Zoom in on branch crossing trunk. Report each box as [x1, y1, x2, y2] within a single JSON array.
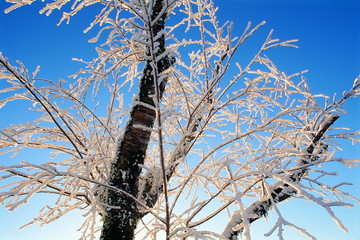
[[100, 1, 174, 239]]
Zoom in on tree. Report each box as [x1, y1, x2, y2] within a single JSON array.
[[0, 0, 359, 239]]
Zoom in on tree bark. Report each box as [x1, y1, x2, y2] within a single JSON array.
[[100, 1, 174, 239]]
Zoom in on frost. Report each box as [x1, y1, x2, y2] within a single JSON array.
[[134, 100, 156, 111], [1, 0, 359, 239], [133, 124, 153, 132]]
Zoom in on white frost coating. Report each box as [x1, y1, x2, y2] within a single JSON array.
[[264, 217, 317, 240], [153, 29, 167, 42], [1, 1, 359, 240], [134, 100, 156, 111], [157, 73, 168, 86], [155, 49, 171, 62], [301, 190, 350, 233], [133, 124, 153, 132], [319, 112, 340, 129], [0, 52, 17, 74], [222, 212, 246, 239], [133, 37, 151, 46], [119, 170, 127, 182]]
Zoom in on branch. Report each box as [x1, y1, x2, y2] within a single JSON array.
[[0, 53, 86, 158], [100, 1, 175, 238], [222, 113, 340, 239], [1, 168, 91, 208]]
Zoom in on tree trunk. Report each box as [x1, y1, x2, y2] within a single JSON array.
[[100, 1, 174, 239]]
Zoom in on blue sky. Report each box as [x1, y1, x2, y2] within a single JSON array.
[[0, 0, 359, 239]]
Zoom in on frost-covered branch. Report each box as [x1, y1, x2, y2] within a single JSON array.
[[100, 0, 176, 239], [1, 0, 359, 239], [222, 103, 356, 239], [0, 53, 86, 158]]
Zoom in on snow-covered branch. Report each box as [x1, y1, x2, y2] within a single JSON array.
[[1, 0, 359, 239]]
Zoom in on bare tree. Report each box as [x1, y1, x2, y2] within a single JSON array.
[[1, 0, 359, 239]]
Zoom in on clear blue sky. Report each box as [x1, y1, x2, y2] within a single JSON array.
[[0, 0, 359, 239]]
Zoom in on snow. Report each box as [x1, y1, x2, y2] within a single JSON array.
[[1, 0, 359, 239]]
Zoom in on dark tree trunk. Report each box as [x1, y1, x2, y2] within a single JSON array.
[[100, 1, 174, 239]]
